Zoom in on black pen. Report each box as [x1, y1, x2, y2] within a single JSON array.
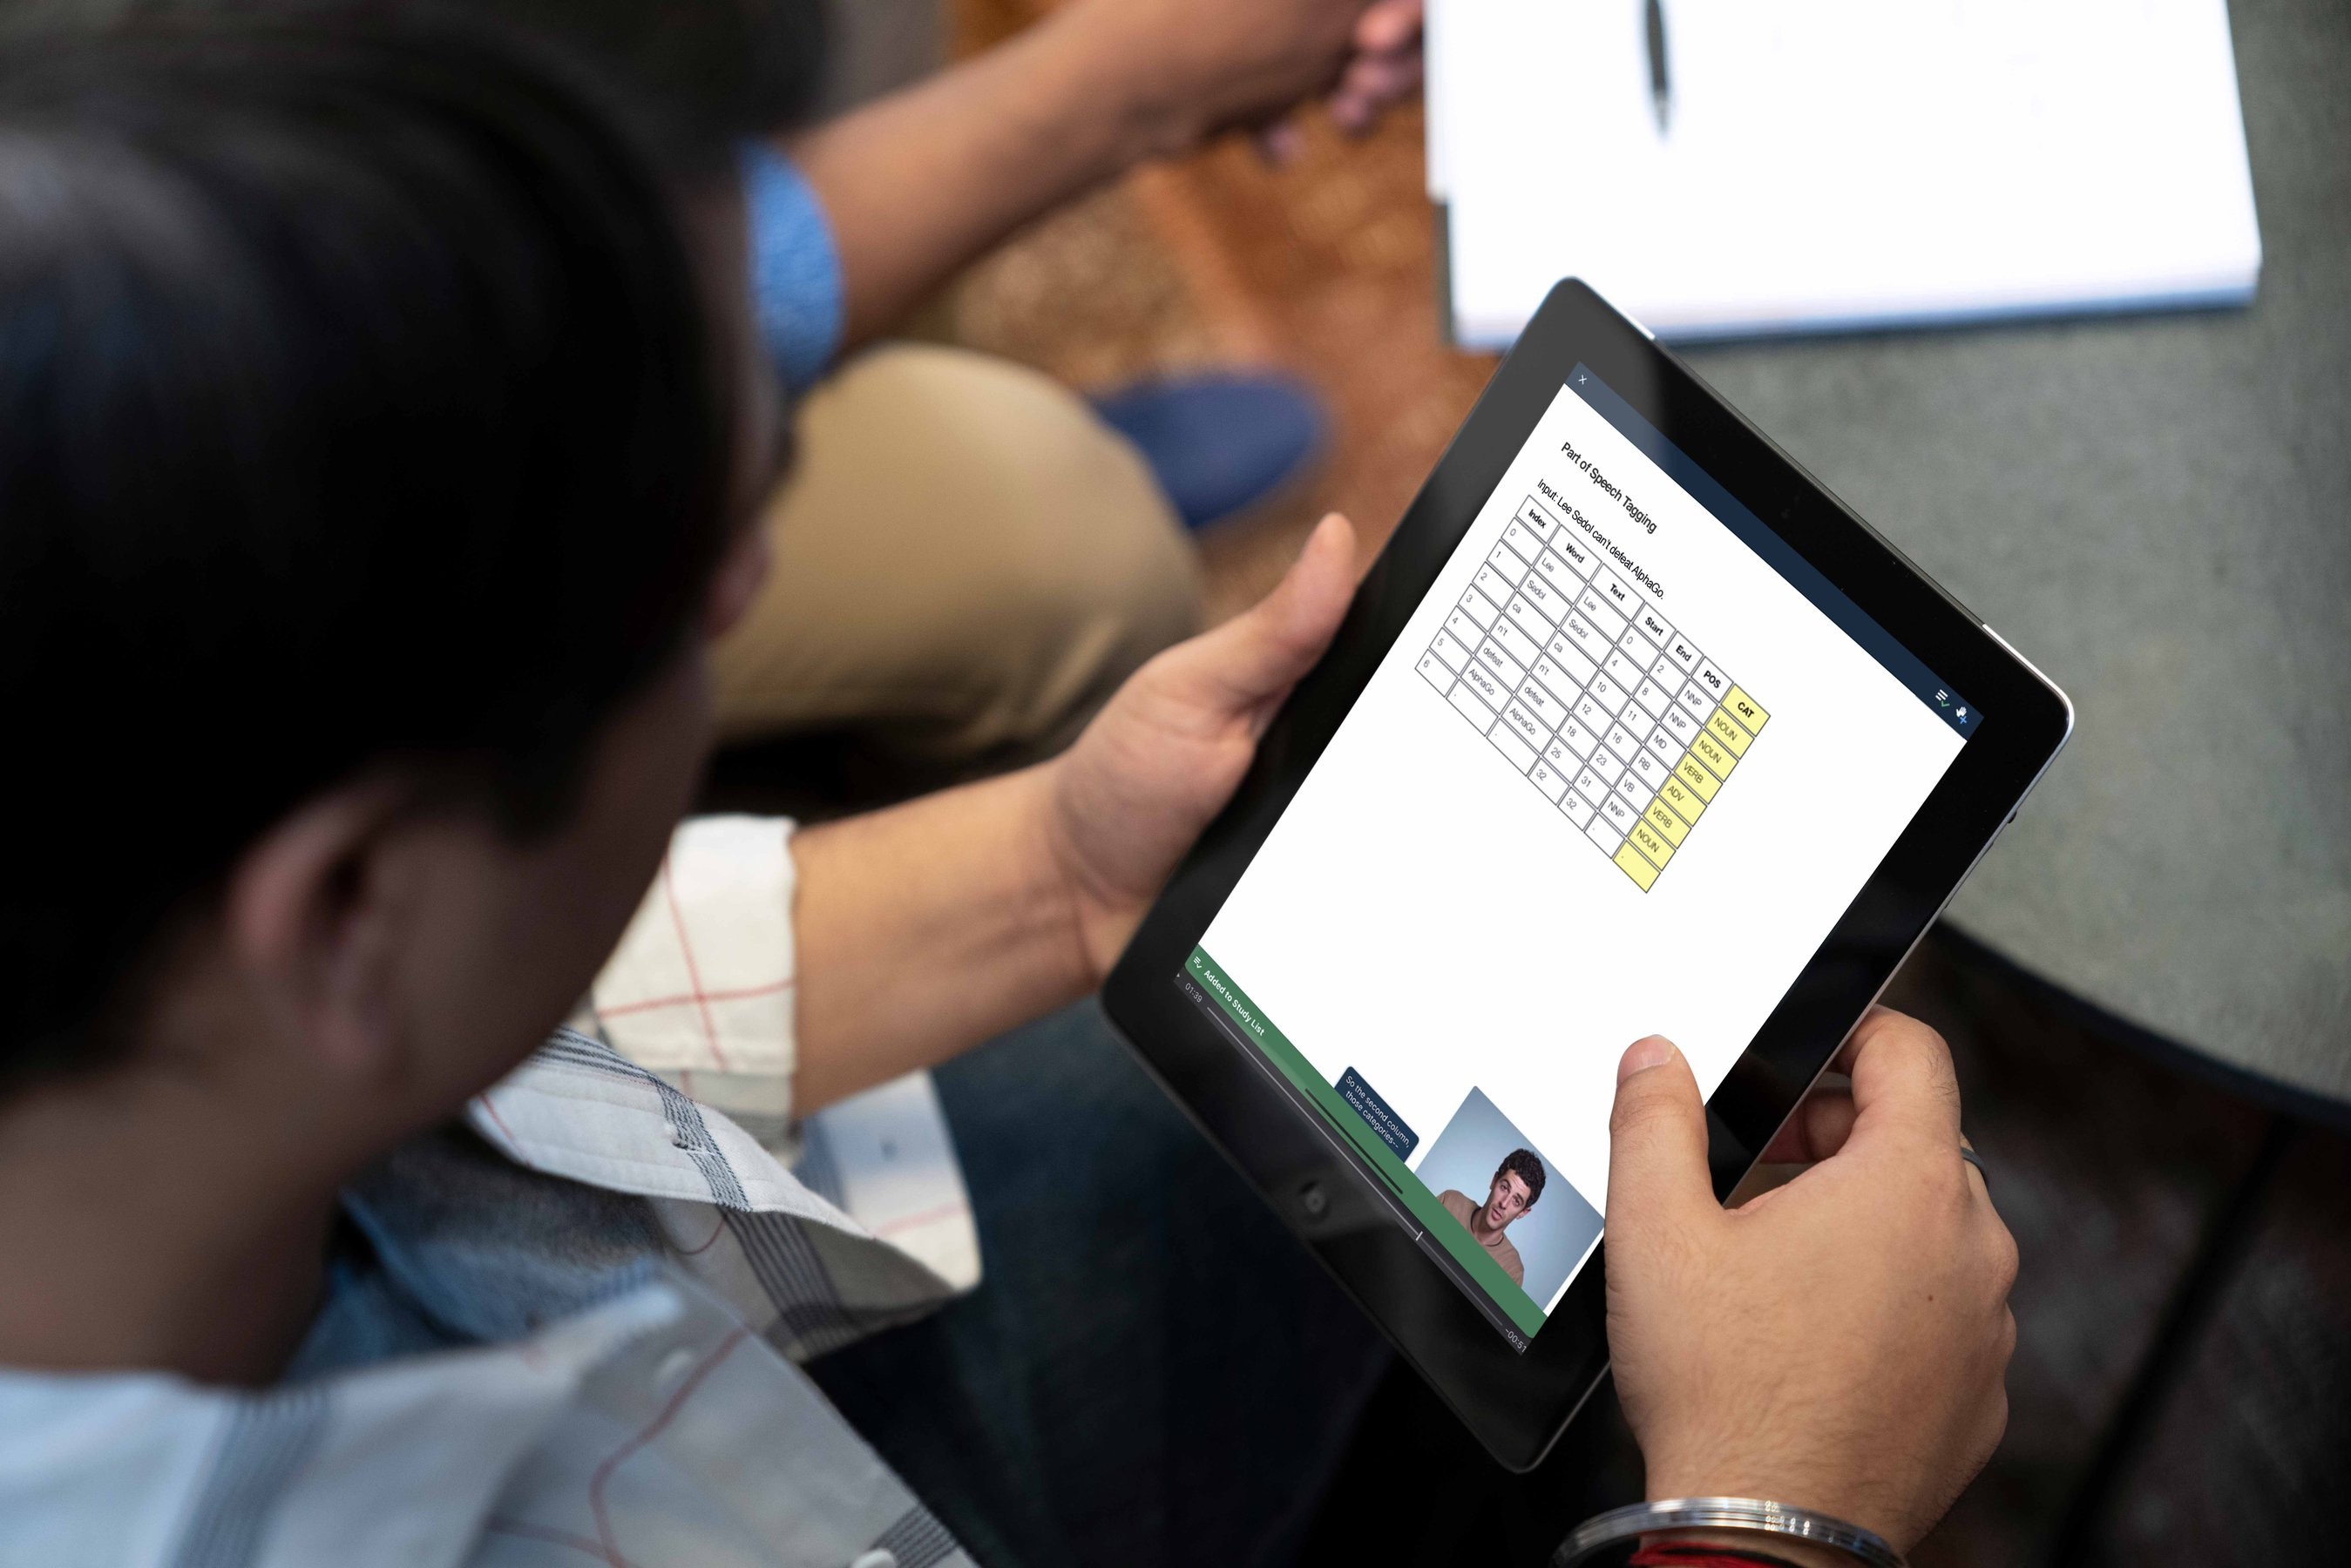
[[1644, 0, 1671, 135]]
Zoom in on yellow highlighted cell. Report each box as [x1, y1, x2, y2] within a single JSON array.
[[1705, 708, 1753, 756], [1628, 820, 1675, 869], [1643, 800, 1690, 846], [1690, 732, 1737, 779], [1613, 840, 1661, 889], [1725, 686, 1769, 733], [1674, 755, 1721, 801], [1659, 775, 1705, 824]]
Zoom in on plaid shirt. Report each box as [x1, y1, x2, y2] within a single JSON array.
[[0, 816, 982, 1568]]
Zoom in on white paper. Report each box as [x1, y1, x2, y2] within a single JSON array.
[[1425, 0, 1456, 199], [1433, 0, 2262, 344]]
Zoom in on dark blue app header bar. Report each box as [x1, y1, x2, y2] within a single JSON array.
[[1565, 364, 1978, 738]]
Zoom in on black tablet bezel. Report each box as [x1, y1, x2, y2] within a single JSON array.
[[1101, 279, 2073, 1472]]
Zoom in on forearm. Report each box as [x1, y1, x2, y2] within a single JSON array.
[[785, 6, 1182, 349], [789, 762, 1094, 1112], [784, 513, 1362, 1115]]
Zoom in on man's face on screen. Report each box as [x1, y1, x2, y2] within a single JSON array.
[[1483, 1171, 1534, 1230]]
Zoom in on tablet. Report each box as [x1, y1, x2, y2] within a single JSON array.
[[1101, 280, 2071, 1471]]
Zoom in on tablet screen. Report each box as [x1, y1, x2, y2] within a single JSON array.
[[1180, 363, 1980, 1350]]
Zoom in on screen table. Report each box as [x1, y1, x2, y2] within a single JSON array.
[[1417, 491, 1772, 891]]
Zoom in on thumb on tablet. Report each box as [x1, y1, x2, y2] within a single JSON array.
[[1604, 1037, 1715, 1233], [1163, 512, 1356, 729]]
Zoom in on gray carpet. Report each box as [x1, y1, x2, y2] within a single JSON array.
[[1679, 0, 2351, 1105]]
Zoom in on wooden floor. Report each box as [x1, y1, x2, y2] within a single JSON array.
[[938, 73, 2351, 1564]]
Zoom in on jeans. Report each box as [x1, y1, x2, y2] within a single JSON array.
[[809, 1001, 1392, 1568]]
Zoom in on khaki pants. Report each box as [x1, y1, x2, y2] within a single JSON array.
[[714, 345, 1203, 768]]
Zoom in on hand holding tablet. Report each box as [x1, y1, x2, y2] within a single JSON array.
[[1606, 1017, 2016, 1552], [1043, 511, 1358, 979]]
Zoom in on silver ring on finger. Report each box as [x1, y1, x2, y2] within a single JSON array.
[[1959, 1145, 1989, 1190]]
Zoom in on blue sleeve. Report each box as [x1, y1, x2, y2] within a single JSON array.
[[738, 142, 845, 394]]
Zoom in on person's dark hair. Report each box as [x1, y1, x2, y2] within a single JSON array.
[[1495, 1149, 1546, 1209], [0, 17, 747, 1088], [451, 0, 828, 139], [3, 0, 831, 147]]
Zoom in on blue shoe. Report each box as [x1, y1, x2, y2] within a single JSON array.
[[1092, 373, 1325, 531]]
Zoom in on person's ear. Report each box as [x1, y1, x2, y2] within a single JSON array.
[[219, 779, 416, 1082], [703, 517, 773, 642]]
